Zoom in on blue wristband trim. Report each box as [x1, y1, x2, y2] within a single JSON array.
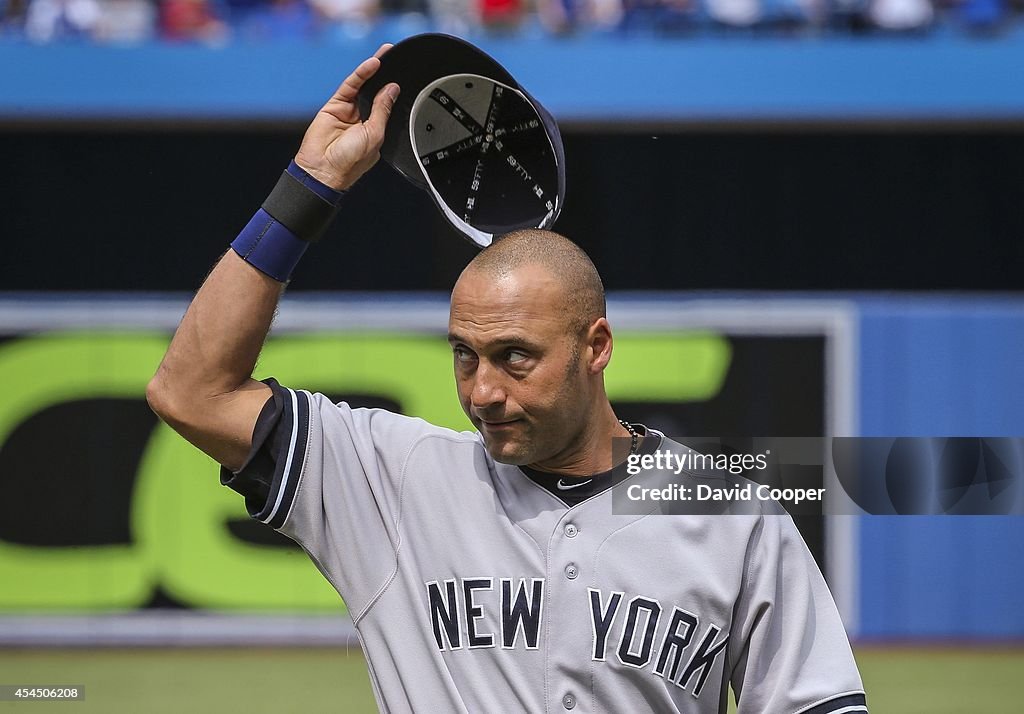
[[231, 208, 309, 283], [286, 160, 345, 206]]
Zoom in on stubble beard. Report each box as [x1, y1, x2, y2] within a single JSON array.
[[483, 341, 588, 467]]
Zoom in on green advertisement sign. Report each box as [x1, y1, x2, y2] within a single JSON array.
[[0, 330, 730, 612]]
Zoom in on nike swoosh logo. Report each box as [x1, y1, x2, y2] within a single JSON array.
[[556, 479, 593, 491]]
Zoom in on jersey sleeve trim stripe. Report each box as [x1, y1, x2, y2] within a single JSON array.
[[262, 388, 299, 525], [794, 692, 867, 714], [255, 387, 310, 530], [270, 389, 311, 530]]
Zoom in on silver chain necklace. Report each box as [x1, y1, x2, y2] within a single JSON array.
[[618, 419, 641, 456]]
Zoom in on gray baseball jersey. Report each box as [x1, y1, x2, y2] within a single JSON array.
[[223, 379, 867, 714]]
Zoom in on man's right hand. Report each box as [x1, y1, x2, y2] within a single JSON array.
[[294, 44, 400, 192]]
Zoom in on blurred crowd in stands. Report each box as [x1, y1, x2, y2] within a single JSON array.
[[0, 0, 1020, 44]]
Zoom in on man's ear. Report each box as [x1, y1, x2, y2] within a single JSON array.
[[586, 318, 614, 374]]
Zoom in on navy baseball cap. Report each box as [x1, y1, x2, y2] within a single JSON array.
[[357, 34, 566, 248]]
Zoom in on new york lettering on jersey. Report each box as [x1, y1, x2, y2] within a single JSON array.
[[426, 577, 730, 699]]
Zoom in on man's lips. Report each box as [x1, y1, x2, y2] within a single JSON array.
[[479, 418, 520, 429]]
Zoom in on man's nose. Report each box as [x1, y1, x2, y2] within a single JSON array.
[[470, 361, 506, 410]]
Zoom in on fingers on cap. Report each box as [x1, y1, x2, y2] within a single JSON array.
[[333, 56, 382, 102]]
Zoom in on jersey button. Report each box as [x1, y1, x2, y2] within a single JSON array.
[[562, 693, 577, 710], [564, 563, 579, 580], [564, 524, 578, 538]]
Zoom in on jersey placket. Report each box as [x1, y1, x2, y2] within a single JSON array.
[[543, 508, 590, 713]]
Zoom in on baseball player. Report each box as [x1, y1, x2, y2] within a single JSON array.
[[147, 45, 868, 714]]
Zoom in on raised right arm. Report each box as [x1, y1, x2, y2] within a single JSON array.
[[146, 47, 400, 472]]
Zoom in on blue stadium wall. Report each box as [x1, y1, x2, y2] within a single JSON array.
[[3, 35, 1024, 122], [857, 298, 1024, 640]]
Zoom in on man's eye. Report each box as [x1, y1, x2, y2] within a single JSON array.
[[453, 347, 475, 362], [507, 350, 529, 364]]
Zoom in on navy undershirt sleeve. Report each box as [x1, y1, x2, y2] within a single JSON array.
[[220, 378, 290, 516]]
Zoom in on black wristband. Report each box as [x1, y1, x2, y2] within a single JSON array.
[[261, 170, 340, 244]]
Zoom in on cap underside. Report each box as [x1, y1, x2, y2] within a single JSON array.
[[410, 74, 559, 247], [357, 34, 563, 247]]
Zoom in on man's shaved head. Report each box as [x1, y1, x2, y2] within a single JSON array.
[[463, 229, 605, 335]]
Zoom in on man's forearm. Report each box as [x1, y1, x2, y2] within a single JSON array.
[[146, 48, 397, 471], [147, 250, 283, 469]]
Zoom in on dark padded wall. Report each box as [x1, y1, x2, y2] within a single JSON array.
[[3, 129, 1022, 292]]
